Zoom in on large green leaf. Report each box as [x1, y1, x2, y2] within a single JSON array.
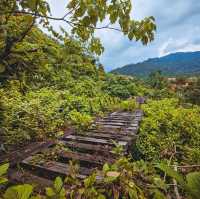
[[4, 184, 33, 199], [0, 177, 8, 185], [186, 172, 200, 199], [54, 176, 63, 193], [103, 163, 110, 173], [84, 173, 96, 188], [156, 163, 185, 186], [0, 163, 9, 176], [153, 190, 167, 199], [128, 187, 138, 199], [45, 187, 55, 197], [97, 194, 106, 199], [0, 64, 5, 73]]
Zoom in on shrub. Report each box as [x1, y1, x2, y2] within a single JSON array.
[[136, 98, 200, 164], [1, 85, 68, 145], [119, 99, 137, 111], [68, 110, 93, 131]]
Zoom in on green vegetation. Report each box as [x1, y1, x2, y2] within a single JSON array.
[[0, 0, 156, 149], [0, 163, 9, 185], [0, 1, 200, 199], [137, 98, 200, 164]]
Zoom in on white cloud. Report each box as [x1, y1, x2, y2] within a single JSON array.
[[158, 26, 200, 57], [158, 38, 173, 57], [159, 39, 200, 57], [178, 44, 200, 52]]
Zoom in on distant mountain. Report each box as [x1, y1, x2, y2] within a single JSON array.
[[111, 51, 200, 77]]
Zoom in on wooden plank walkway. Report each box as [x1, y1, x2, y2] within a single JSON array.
[[1, 109, 144, 187]]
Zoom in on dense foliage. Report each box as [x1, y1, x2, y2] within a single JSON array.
[[102, 75, 150, 99], [0, 0, 156, 150], [1, 159, 200, 199], [137, 99, 200, 165], [0, 22, 150, 148], [0, 0, 156, 74]]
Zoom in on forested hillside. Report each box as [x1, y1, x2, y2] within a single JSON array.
[[112, 51, 200, 77], [1, 1, 200, 199]]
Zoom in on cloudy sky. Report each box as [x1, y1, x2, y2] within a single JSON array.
[[47, 0, 200, 71]]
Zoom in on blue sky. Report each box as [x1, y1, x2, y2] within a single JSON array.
[[47, 0, 200, 71]]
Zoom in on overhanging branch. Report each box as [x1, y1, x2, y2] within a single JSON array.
[[1, 10, 122, 32]]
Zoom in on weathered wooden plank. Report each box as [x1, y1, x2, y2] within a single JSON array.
[[107, 116, 134, 120], [60, 141, 114, 155], [135, 112, 143, 115], [102, 116, 134, 119], [94, 125, 130, 129], [95, 121, 129, 126], [102, 117, 133, 121], [134, 114, 143, 118], [131, 120, 139, 124], [108, 112, 135, 117], [0, 141, 55, 166], [8, 169, 53, 190], [94, 124, 124, 128], [59, 151, 115, 167], [130, 123, 139, 127], [98, 119, 131, 123], [21, 157, 93, 179], [133, 117, 142, 121], [111, 112, 133, 115], [63, 135, 128, 147], [126, 127, 139, 131], [83, 132, 134, 142], [90, 129, 136, 136]]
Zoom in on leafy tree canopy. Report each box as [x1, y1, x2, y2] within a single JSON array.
[[0, 0, 156, 73]]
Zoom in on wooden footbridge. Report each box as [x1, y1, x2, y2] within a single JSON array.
[[1, 109, 143, 188]]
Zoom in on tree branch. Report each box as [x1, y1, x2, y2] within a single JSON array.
[[2, 10, 122, 32], [62, 4, 79, 19]]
